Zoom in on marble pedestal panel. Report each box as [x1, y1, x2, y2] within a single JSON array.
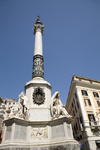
[[25, 78, 52, 122], [0, 117, 79, 150]]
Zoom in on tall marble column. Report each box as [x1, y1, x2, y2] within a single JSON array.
[[32, 16, 44, 79]]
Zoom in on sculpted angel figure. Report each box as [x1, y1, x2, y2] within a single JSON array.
[[18, 92, 30, 120], [8, 103, 19, 119], [51, 91, 71, 119], [8, 106, 15, 118], [8, 92, 29, 120]]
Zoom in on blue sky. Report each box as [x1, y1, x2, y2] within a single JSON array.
[[0, 0, 100, 105]]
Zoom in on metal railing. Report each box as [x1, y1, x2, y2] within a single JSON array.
[[90, 121, 100, 126]]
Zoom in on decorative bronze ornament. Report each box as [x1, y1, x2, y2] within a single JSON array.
[[32, 55, 44, 79], [33, 87, 45, 105]]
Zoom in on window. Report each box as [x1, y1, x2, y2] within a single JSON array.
[[75, 93, 77, 99], [96, 100, 100, 107], [74, 125, 76, 130], [80, 116, 83, 123], [78, 137, 80, 140], [75, 106, 77, 113], [76, 123, 78, 130], [77, 102, 79, 108], [88, 114, 95, 122], [78, 120, 81, 129], [73, 98, 75, 104], [73, 111, 75, 116], [5, 101, 7, 105], [80, 135, 82, 139], [81, 90, 88, 96], [93, 92, 99, 98], [84, 99, 91, 106]]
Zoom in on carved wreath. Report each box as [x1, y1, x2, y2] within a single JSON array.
[[33, 87, 45, 105]]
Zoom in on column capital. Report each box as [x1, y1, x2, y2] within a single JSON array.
[[33, 24, 44, 35], [33, 16, 44, 35]]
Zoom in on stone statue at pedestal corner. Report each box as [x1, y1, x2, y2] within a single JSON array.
[[51, 91, 72, 119], [18, 92, 30, 120], [8, 92, 30, 121]]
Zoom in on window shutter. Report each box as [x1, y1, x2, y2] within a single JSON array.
[[92, 114, 95, 121], [84, 99, 86, 106], [88, 114, 91, 121], [77, 102, 79, 108], [99, 101, 100, 107], [97, 100, 99, 106], [88, 99, 91, 106], [80, 116, 83, 123]]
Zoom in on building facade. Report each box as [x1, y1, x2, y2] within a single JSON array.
[[0, 99, 18, 143], [3, 99, 18, 120], [66, 75, 100, 150], [0, 98, 4, 143]]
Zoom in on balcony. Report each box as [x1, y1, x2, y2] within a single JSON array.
[[90, 121, 100, 129]]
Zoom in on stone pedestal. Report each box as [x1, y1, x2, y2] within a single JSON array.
[[0, 117, 79, 150], [25, 78, 52, 121]]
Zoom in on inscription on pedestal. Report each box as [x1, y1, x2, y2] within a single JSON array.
[[5, 125, 12, 140], [52, 124, 65, 139], [30, 109, 49, 121], [14, 124, 27, 140]]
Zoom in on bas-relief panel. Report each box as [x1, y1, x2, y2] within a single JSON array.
[[5, 125, 12, 140], [31, 127, 48, 140], [52, 124, 65, 139], [14, 124, 27, 140]]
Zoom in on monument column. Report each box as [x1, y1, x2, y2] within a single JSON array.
[[32, 16, 44, 79], [25, 16, 52, 121]]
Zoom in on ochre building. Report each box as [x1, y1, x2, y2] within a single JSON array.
[[66, 75, 100, 150]]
